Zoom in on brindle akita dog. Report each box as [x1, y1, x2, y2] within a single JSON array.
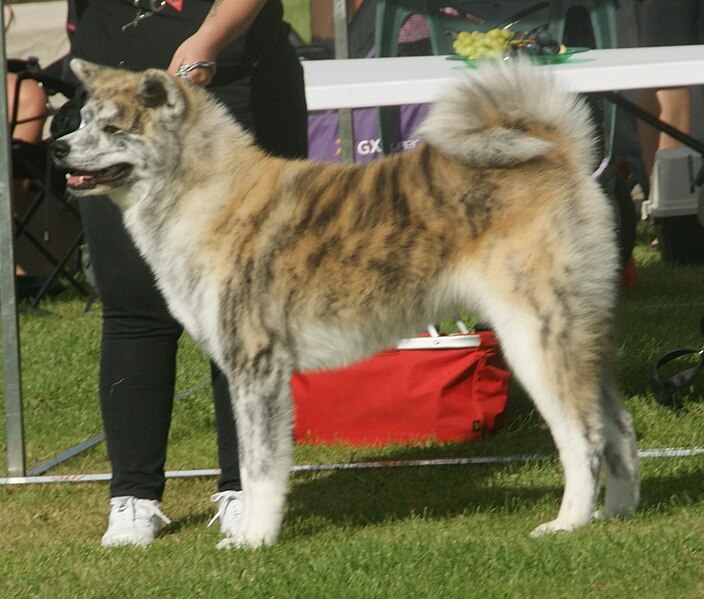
[[53, 58, 639, 549]]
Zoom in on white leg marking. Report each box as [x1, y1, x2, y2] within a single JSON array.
[[490, 310, 602, 535]]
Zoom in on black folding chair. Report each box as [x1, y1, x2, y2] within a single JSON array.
[[8, 57, 90, 308]]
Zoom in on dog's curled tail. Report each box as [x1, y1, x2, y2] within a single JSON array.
[[416, 59, 596, 171]]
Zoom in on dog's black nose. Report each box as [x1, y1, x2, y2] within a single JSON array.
[[51, 139, 70, 160]]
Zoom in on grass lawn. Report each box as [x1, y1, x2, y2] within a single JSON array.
[[284, 0, 312, 42], [2, 221, 704, 597]]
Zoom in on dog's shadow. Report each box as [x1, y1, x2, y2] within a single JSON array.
[[284, 445, 704, 540], [170, 390, 704, 539], [284, 388, 556, 536], [637, 469, 704, 513], [165, 450, 704, 541], [285, 444, 559, 539]]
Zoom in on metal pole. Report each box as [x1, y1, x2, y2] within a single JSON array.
[[2, 446, 704, 485], [332, 0, 355, 163], [0, 10, 25, 476]]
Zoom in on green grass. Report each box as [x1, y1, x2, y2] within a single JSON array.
[[284, 0, 312, 42], [2, 222, 704, 598]]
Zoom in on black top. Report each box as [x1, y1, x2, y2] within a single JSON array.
[[71, 0, 285, 80]]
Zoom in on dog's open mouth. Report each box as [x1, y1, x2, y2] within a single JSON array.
[[65, 163, 133, 190]]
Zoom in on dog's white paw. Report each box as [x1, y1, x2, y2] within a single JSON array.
[[593, 508, 612, 521], [216, 533, 268, 551], [215, 525, 279, 550], [529, 519, 578, 537], [593, 505, 636, 521], [216, 536, 242, 550], [216, 535, 254, 550]]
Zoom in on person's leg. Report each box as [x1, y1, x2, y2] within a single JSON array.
[[7, 72, 46, 143], [636, 0, 698, 180], [208, 361, 245, 536], [203, 38, 308, 538], [8, 73, 47, 277], [206, 40, 307, 490], [655, 87, 692, 150], [637, 86, 692, 180], [211, 363, 240, 492], [204, 82, 252, 502], [635, 88, 661, 180], [79, 197, 182, 502], [250, 33, 309, 159], [195, 81, 251, 538]]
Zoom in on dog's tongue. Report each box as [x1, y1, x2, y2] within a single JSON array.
[[66, 173, 98, 190]]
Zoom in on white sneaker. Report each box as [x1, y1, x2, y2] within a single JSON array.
[[101, 496, 171, 548], [208, 490, 244, 537]]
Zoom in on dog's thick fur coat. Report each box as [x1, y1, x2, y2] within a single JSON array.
[[54, 58, 639, 548]]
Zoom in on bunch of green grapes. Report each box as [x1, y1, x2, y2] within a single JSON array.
[[452, 28, 514, 60]]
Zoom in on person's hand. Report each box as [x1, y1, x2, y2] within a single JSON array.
[[167, 34, 217, 86]]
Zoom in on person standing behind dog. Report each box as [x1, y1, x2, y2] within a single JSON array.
[[636, 0, 704, 180], [67, 0, 308, 547]]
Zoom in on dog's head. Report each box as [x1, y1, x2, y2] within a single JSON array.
[[52, 59, 190, 200]]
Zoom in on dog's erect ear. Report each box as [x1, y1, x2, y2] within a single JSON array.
[[137, 69, 187, 118], [69, 58, 104, 92]]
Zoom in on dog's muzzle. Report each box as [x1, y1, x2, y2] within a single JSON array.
[[51, 139, 133, 191]]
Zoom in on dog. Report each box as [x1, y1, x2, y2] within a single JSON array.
[[53, 58, 639, 549]]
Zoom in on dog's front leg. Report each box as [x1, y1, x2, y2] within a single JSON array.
[[217, 344, 294, 550]]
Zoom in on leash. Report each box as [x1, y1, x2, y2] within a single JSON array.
[[651, 316, 704, 410]]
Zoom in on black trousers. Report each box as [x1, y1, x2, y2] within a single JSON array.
[[79, 40, 308, 501]]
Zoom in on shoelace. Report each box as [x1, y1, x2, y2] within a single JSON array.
[[146, 503, 172, 525], [111, 496, 172, 526], [207, 491, 243, 528]]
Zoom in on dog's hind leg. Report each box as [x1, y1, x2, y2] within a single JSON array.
[[216, 339, 295, 550], [594, 367, 639, 521], [486, 303, 609, 536]]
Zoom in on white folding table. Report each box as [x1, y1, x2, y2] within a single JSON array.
[[302, 45, 704, 110]]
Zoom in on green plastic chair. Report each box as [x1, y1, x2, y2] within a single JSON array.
[[375, 1, 555, 58], [548, 1, 619, 160], [374, 0, 618, 154], [549, 0, 617, 50], [374, 0, 617, 58]]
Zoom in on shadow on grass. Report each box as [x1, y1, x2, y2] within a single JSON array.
[[638, 468, 704, 512], [287, 460, 559, 533], [286, 441, 704, 540], [165, 511, 214, 536]]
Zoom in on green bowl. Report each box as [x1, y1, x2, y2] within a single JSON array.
[[448, 47, 591, 67]]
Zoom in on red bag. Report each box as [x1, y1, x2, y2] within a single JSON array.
[[291, 329, 510, 446]]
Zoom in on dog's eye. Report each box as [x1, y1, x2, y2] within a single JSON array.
[[103, 125, 122, 135]]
